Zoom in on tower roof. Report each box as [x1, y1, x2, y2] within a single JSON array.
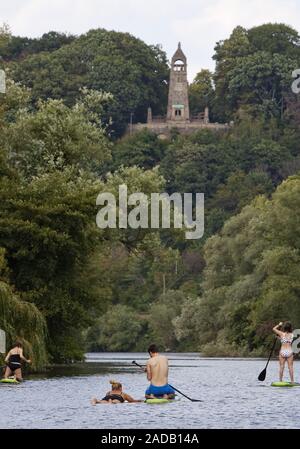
[[171, 42, 186, 63]]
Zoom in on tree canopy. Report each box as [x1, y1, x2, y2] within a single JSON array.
[[3, 28, 169, 136], [1, 22, 300, 363]]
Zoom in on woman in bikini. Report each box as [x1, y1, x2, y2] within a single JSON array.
[[91, 380, 142, 405], [273, 321, 294, 383], [4, 341, 31, 381]]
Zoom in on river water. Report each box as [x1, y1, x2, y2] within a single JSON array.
[[0, 353, 299, 429]]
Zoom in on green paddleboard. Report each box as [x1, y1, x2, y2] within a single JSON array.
[[145, 398, 177, 404], [0, 378, 19, 384], [271, 381, 300, 387]]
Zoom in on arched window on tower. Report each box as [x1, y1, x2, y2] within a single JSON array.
[[173, 59, 185, 72]]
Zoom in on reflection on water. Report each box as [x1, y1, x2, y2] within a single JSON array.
[[0, 353, 299, 429]]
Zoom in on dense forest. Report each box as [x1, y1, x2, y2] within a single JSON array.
[[1, 23, 300, 368]]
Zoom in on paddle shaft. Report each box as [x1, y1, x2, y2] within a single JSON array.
[[132, 360, 202, 402], [258, 337, 277, 381], [167, 383, 202, 402], [264, 338, 277, 370]]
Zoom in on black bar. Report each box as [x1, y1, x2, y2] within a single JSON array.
[[0, 429, 298, 446]]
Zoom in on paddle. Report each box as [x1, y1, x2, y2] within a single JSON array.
[[258, 337, 277, 381], [132, 360, 203, 402]]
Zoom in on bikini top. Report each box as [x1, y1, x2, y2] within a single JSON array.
[[102, 393, 125, 403], [9, 353, 21, 363], [280, 333, 293, 344]]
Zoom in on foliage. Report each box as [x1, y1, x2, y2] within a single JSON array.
[[213, 23, 300, 121], [111, 129, 167, 171], [6, 29, 169, 136], [148, 290, 188, 350], [87, 305, 147, 352], [0, 248, 47, 370], [175, 175, 300, 355], [2, 22, 300, 361], [189, 69, 215, 118], [0, 169, 106, 362]]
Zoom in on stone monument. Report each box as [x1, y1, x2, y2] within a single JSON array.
[[128, 43, 230, 137], [167, 42, 190, 122]]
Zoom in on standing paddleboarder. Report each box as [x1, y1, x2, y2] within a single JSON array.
[[273, 322, 295, 383], [145, 344, 175, 399]]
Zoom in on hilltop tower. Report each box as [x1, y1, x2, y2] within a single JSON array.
[[167, 42, 190, 122], [128, 43, 230, 137]]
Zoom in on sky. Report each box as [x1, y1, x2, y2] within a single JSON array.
[[1, 0, 300, 80]]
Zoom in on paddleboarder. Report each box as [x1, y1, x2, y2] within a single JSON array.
[[273, 321, 295, 383], [145, 344, 175, 399], [3, 341, 31, 381], [91, 380, 142, 404]]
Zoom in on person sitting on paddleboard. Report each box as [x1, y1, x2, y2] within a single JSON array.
[[4, 341, 31, 381], [145, 344, 175, 399], [91, 380, 142, 404], [273, 321, 294, 383]]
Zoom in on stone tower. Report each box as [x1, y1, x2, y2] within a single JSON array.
[[167, 43, 190, 122]]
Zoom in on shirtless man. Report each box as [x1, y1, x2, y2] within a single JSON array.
[[145, 344, 175, 399]]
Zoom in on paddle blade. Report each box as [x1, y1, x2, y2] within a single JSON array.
[[258, 368, 266, 381]]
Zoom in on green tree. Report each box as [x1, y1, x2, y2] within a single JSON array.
[[175, 174, 300, 356], [1, 31, 75, 62], [0, 169, 106, 362], [189, 69, 214, 117], [8, 29, 169, 136], [213, 24, 300, 120], [0, 23, 11, 60], [112, 129, 167, 171], [2, 96, 112, 179], [0, 248, 47, 370], [227, 52, 298, 118], [205, 169, 274, 235], [213, 26, 251, 120], [247, 23, 300, 57], [87, 305, 146, 351], [148, 290, 187, 350]]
